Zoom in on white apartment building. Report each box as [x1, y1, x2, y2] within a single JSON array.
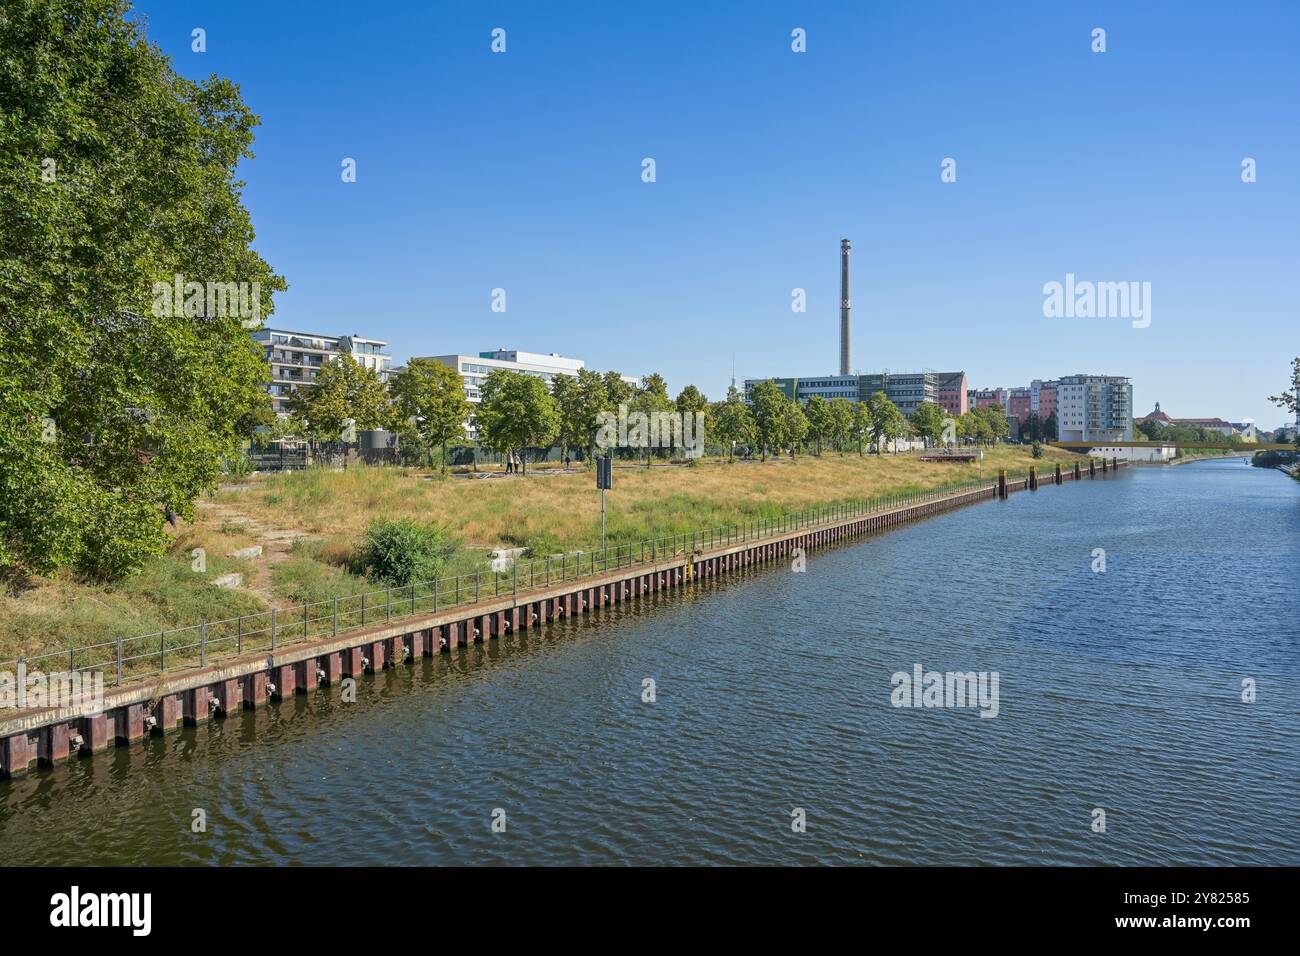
[[407, 349, 641, 438], [1056, 374, 1133, 444], [252, 328, 393, 415]]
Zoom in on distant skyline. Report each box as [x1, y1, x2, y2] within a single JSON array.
[[135, 1, 1299, 426]]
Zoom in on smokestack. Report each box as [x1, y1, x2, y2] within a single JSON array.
[[839, 238, 851, 376]]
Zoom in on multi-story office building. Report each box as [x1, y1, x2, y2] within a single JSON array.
[[252, 328, 392, 415], [414, 349, 639, 402], [1056, 374, 1133, 443], [409, 349, 640, 438], [743, 370, 954, 416]]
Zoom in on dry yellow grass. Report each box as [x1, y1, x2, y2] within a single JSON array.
[[212, 445, 1081, 555], [1, 445, 1082, 659]]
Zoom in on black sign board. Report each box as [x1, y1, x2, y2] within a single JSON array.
[[596, 456, 613, 490]]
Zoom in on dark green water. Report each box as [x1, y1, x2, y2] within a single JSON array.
[[3, 459, 1297, 865]]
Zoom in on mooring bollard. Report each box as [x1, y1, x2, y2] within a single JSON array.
[[1055, 463, 1062, 484], [1029, 465, 1038, 490], [998, 469, 1008, 499]]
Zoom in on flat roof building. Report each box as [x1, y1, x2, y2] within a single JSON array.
[[743, 370, 956, 416]]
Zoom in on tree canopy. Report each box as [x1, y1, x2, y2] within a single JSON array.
[[0, 0, 285, 578], [475, 370, 559, 474], [389, 358, 470, 474]]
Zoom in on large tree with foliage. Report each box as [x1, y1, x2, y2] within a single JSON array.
[[630, 372, 674, 466], [910, 401, 948, 445], [779, 400, 809, 457], [1269, 357, 1300, 449], [475, 369, 559, 475], [803, 395, 831, 456], [710, 386, 755, 461], [866, 392, 907, 453], [827, 397, 855, 454], [851, 401, 873, 455], [747, 380, 787, 460], [389, 358, 469, 474], [287, 355, 390, 443], [0, 0, 285, 579]]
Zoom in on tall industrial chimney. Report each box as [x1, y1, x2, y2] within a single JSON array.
[[839, 238, 851, 376]]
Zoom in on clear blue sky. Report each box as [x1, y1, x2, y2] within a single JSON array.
[[135, 0, 1298, 427]]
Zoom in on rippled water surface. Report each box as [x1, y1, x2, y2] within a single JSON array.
[[3, 459, 1298, 865]]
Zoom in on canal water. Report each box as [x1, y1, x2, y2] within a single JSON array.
[[3, 459, 1297, 865]]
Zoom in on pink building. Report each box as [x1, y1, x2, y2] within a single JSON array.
[[1037, 386, 1057, 421], [937, 371, 968, 418], [968, 388, 1008, 411], [1008, 388, 1032, 422]]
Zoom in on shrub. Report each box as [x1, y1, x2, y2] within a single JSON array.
[[1031, 441, 1044, 459], [352, 519, 455, 586]]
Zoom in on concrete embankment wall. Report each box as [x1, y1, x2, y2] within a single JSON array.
[[0, 458, 1126, 777]]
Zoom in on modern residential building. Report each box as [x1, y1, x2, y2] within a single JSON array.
[[743, 370, 957, 416], [1030, 379, 1059, 421], [1056, 374, 1133, 443], [252, 328, 392, 415]]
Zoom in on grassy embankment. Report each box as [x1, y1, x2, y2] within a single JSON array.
[[0, 445, 1081, 660]]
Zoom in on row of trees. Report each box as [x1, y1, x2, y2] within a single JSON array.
[[281, 360, 1021, 476], [280, 357, 713, 475]]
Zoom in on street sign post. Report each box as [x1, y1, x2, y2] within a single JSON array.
[[596, 456, 612, 550]]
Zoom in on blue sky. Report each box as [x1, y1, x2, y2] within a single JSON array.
[[135, 1, 1298, 426]]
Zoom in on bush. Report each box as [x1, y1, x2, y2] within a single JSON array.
[[352, 519, 455, 586], [1031, 441, 1044, 459]]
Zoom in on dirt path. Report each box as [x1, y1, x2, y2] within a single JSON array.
[[194, 497, 312, 608]]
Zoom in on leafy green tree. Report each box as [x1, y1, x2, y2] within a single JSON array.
[[0, 0, 285, 579], [287, 354, 390, 444], [827, 398, 855, 454], [631, 372, 674, 466], [910, 401, 948, 444], [567, 368, 609, 464], [475, 369, 559, 475], [675, 384, 709, 417], [779, 400, 809, 457], [852, 401, 873, 455], [959, 408, 992, 442], [1269, 357, 1300, 449], [803, 395, 831, 455], [747, 380, 787, 460], [710, 386, 756, 461], [389, 358, 469, 474], [976, 404, 1010, 441], [866, 392, 907, 453], [602, 370, 636, 410]]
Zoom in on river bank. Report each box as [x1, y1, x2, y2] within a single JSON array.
[[0, 445, 1079, 662]]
